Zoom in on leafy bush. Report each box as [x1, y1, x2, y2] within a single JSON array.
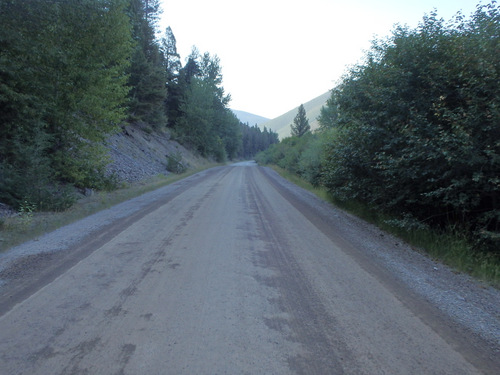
[[256, 133, 325, 186], [167, 151, 187, 174], [320, 2, 500, 252], [297, 135, 325, 186]]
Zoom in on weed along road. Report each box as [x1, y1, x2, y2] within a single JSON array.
[[0, 162, 498, 374]]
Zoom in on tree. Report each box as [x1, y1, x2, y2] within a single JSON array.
[[290, 104, 311, 137], [162, 26, 181, 81], [239, 124, 279, 159], [162, 26, 183, 128], [0, 0, 132, 209], [318, 93, 339, 131], [174, 50, 241, 161], [127, 0, 167, 129], [320, 2, 500, 251]]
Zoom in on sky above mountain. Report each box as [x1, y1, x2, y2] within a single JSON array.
[[161, 0, 481, 119]]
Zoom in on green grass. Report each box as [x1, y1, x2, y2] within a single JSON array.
[[267, 165, 331, 201], [332, 198, 499, 287], [268, 165, 500, 288], [0, 164, 220, 253]]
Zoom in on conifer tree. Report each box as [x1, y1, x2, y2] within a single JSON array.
[[127, 0, 167, 128], [290, 104, 311, 137], [162, 27, 181, 81], [162, 26, 183, 127]]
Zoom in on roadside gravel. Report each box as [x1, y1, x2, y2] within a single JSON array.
[[0, 163, 498, 360], [0, 168, 217, 286], [260, 166, 500, 354]]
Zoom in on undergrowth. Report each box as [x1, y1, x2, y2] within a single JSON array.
[[0, 164, 220, 253]]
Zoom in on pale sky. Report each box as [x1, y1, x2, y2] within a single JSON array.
[[160, 0, 481, 119]]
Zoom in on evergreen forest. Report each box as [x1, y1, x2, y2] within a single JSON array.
[[0, 0, 278, 212], [256, 2, 499, 256], [1, 0, 498, 262]]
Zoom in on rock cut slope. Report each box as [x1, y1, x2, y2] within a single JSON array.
[[105, 125, 207, 183]]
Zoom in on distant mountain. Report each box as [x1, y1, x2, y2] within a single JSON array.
[[231, 110, 270, 126], [261, 91, 331, 139]]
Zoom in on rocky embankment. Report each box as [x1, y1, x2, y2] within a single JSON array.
[[0, 125, 205, 219], [105, 125, 205, 183]]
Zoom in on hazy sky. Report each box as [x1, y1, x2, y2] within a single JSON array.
[[160, 0, 481, 119]]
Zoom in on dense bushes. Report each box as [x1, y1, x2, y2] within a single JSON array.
[[258, 2, 499, 253], [255, 133, 326, 187]]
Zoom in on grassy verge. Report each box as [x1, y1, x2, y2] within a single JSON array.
[[267, 166, 331, 201], [0, 164, 220, 253], [267, 165, 500, 287]]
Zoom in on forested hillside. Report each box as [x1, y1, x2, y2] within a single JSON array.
[[257, 2, 499, 256], [0, 0, 277, 212]]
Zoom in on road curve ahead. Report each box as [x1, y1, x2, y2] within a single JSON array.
[[0, 163, 497, 374]]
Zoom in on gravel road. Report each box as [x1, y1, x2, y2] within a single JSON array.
[[0, 162, 498, 374]]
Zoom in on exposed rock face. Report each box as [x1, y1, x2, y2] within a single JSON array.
[[105, 125, 203, 183], [0, 125, 204, 216]]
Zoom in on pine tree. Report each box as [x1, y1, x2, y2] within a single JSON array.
[[162, 27, 184, 127], [162, 26, 181, 80], [290, 104, 311, 137], [127, 0, 167, 128]]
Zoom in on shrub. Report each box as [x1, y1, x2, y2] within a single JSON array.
[[166, 151, 187, 174], [320, 3, 500, 253]]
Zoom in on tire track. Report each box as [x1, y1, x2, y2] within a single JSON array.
[[243, 167, 354, 374]]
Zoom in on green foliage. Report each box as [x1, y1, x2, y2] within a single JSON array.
[[175, 79, 215, 156], [162, 26, 183, 127], [218, 112, 241, 160], [239, 124, 279, 159], [1, 0, 251, 213], [297, 135, 324, 186], [127, 0, 167, 129], [259, 2, 499, 256], [17, 200, 36, 228], [256, 133, 323, 185], [172, 51, 242, 161], [320, 2, 500, 253], [166, 151, 187, 174], [290, 104, 311, 137], [318, 93, 339, 131], [163, 41, 275, 161], [0, 0, 131, 210]]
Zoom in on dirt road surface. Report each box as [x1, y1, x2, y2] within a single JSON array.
[[0, 163, 498, 374]]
